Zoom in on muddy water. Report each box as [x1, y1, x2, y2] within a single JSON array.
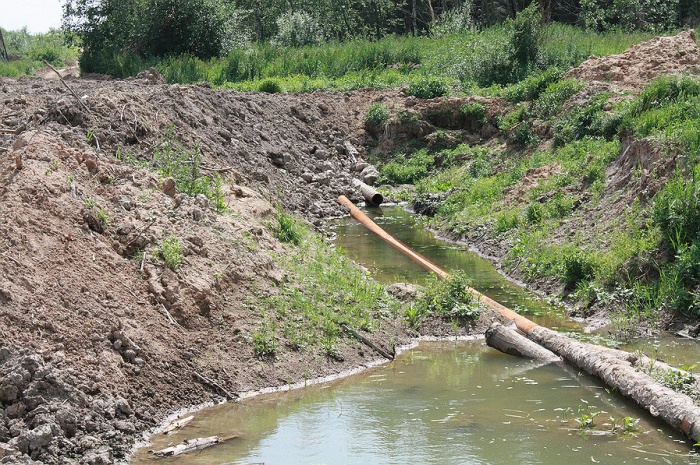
[[132, 206, 700, 464]]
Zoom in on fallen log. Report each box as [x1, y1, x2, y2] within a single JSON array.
[[337, 195, 700, 445], [340, 323, 394, 360], [485, 322, 560, 363], [161, 415, 194, 435], [150, 435, 236, 457]]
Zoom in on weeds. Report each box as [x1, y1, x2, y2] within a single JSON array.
[[156, 236, 183, 270], [153, 125, 227, 213], [365, 102, 390, 127], [275, 207, 305, 245], [418, 271, 480, 320]]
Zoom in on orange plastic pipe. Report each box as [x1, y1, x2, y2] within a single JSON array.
[[337, 195, 538, 334]]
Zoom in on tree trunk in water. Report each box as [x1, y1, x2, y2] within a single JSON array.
[[528, 326, 700, 443], [485, 322, 560, 362]]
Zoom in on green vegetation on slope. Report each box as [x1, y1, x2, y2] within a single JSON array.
[[380, 72, 700, 331]]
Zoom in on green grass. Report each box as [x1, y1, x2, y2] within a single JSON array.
[[258, 233, 401, 354], [156, 236, 184, 270], [95, 23, 653, 93]]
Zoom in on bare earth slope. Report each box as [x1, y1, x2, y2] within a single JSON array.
[[0, 79, 432, 464]]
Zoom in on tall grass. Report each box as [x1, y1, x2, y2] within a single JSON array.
[[146, 23, 654, 90]]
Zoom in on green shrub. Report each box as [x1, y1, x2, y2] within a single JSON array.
[[276, 208, 305, 245], [365, 102, 390, 126], [381, 150, 435, 184], [494, 209, 522, 234], [272, 11, 324, 47], [258, 79, 282, 93], [252, 319, 278, 358], [508, 1, 543, 69], [562, 249, 596, 289], [406, 77, 448, 99], [505, 67, 565, 102], [652, 166, 700, 252], [460, 102, 486, 122], [532, 78, 585, 118], [419, 271, 480, 319], [525, 202, 544, 224], [157, 236, 183, 270]]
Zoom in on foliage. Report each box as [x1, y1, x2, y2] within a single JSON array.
[[365, 102, 391, 127], [157, 236, 183, 270], [460, 102, 486, 122], [381, 150, 435, 184], [405, 77, 448, 99], [504, 67, 565, 103], [579, 0, 682, 32], [431, 0, 475, 38], [652, 166, 700, 252], [258, 79, 282, 93], [261, 236, 400, 353], [531, 79, 585, 119], [272, 11, 324, 47], [252, 318, 279, 358], [153, 125, 227, 212], [418, 271, 480, 320], [275, 208, 306, 245], [64, 0, 236, 73], [0, 28, 79, 77]]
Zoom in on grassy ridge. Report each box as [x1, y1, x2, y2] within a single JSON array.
[[154, 24, 651, 91], [379, 72, 700, 330]]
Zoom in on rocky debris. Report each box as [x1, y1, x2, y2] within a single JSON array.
[[0, 344, 146, 464], [386, 283, 421, 301], [566, 29, 700, 91]]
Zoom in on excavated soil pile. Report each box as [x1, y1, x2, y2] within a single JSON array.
[[566, 29, 700, 91], [0, 78, 406, 465], [0, 75, 498, 464]]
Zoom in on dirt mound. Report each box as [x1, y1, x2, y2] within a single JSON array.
[[566, 29, 700, 91], [0, 75, 500, 464]]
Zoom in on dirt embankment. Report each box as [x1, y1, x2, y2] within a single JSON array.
[[2, 29, 699, 465], [0, 74, 499, 464]]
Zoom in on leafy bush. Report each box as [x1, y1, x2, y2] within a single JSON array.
[[508, 1, 543, 69], [562, 249, 596, 289], [504, 67, 565, 102], [258, 79, 282, 93], [652, 166, 700, 252], [629, 75, 700, 116], [272, 11, 324, 47], [532, 79, 585, 118], [405, 77, 448, 99], [157, 236, 183, 270], [419, 271, 480, 319], [460, 102, 486, 122], [365, 102, 390, 126], [381, 150, 435, 184], [579, 0, 682, 32], [431, 0, 475, 37]]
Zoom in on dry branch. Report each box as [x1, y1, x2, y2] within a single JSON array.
[[42, 60, 90, 113], [340, 323, 394, 360], [150, 435, 235, 457], [193, 371, 238, 401], [161, 415, 194, 435]]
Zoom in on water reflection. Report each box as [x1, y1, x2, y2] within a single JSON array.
[[133, 342, 698, 464], [132, 207, 700, 465]]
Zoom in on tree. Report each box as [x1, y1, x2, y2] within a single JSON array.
[[63, 0, 235, 73]]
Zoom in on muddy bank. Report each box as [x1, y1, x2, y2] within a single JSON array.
[[0, 75, 497, 464]]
